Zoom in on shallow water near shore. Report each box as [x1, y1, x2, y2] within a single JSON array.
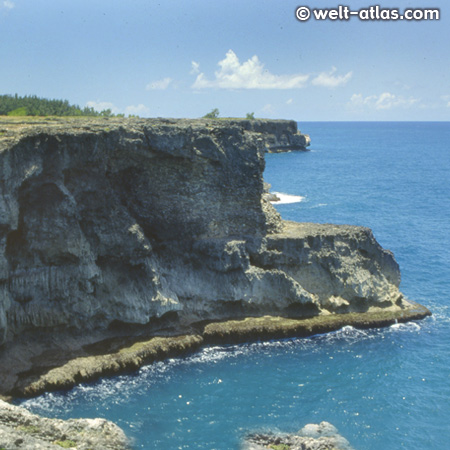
[[21, 122, 450, 449]]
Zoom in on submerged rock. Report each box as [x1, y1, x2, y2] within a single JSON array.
[[242, 421, 354, 450], [0, 399, 130, 450]]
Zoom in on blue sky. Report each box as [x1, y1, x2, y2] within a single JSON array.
[[0, 0, 449, 120]]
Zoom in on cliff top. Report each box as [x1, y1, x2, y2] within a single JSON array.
[[0, 116, 302, 150]]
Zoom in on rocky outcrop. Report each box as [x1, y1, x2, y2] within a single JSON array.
[[217, 119, 311, 152], [0, 117, 429, 397], [242, 421, 354, 450], [0, 399, 129, 450]]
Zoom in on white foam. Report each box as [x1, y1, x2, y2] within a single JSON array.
[[270, 192, 305, 204], [390, 322, 421, 332]]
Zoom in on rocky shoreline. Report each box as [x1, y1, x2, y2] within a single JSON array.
[[6, 302, 429, 399], [0, 116, 431, 449]]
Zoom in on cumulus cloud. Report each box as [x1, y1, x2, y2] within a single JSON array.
[[86, 100, 120, 114], [348, 92, 419, 110], [146, 77, 172, 90], [2, 1, 14, 10], [124, 104, 150, 117], [192, 50, 309, 90], [286, 98, 293, 105], [311, 66, 352, 88]]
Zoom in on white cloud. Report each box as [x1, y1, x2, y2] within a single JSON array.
[[348, 92, 419, 110], [441, 95, 450, 107], [124, 104, 150, 117], [311, 66, 352, 88], [190, 61, 200, 75], [286, 98, 293, 105], [85, 101, 150, 117], [262, 104, 274, 114], [192, 50, 309, 90], [2, 1, 14, 10], [86, 100, 120, 114], [348, 93, 377, 108], [146, 77, 172, 90]]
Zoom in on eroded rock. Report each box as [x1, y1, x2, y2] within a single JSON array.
[[242, 421, 354, 450], [0, 399, 129, 450], [0, 117, 429, 398]]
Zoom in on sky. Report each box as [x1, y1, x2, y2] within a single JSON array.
[[0, 0, 449, 121]]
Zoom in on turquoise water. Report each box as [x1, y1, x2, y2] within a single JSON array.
[[21, 122, 450, 449]]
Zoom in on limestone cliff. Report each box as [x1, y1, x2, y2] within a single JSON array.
[[216, 119, 311, 152], [0, 117, 428, 395]]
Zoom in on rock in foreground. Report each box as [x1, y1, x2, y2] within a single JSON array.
[[0, 399, 129, 450], [242, 421, 354, 450]]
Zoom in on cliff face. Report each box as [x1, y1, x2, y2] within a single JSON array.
[[0, 118, 408, 351], [217, 119, 311, 152]]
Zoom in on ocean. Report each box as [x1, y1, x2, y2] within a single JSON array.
[[20, 122, 450, 449]]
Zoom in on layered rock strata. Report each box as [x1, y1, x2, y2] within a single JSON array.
[[0, 117, 429, 398]]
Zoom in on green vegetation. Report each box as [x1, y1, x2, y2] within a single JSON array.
[[269, 445, 291, 450], [202, 110, 257, 120], [17, 425, 40, 433], [7, 106, 28, 116], [55, 440, 77, 448], [0, 94, 122, 117], [203, 108, 220, 119]]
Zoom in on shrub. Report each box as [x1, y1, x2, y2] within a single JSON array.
[[55, 440, 77, 448], [203, 108, 220, 119]]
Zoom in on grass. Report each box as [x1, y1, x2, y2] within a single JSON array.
[[17, 425, 40, 433], [55, 440, 77, 448]]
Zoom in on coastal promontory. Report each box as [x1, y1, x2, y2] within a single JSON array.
[[0, 117, 429, 398]]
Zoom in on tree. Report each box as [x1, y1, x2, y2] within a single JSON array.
[[100, 109, 113, 117], [203, 108, 220, 119], [0, 94, 124, 117], [246, 112, 255, 120]]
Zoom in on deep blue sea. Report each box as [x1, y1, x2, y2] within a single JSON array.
[[21, 122, 450, 449]]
